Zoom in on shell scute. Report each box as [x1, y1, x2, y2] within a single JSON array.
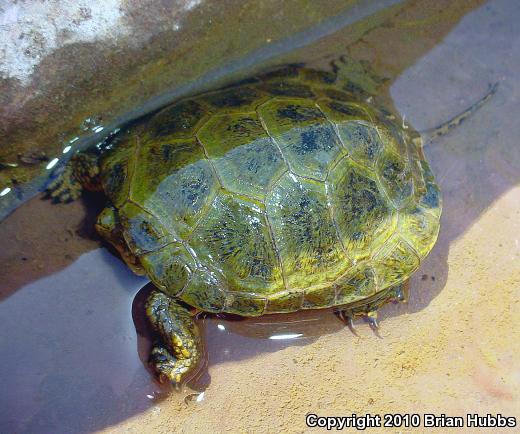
[[259, 82, 315, 98], [258, 99, 345, 180], [189, 193, 284, 293], [328, 158, 396, 261], [265, 290, 304, 314], [265, 173, 350, 289], [201, 86, 268, 112], [397, 205, 440, 258], [140, 242, 194, 297], [118, 201, 172, 255], [317, 99, 373, 123], [148, 99, 207, 139], [338, 122, 383, 168], [180, 270, 227, 313], [417, 160, 441, 214], [376, 148, 414, 209], [131, 137, 206, 205], [302, 285, 336, 310], [226, 292, 267, 316], [373, 236, 420, 288], [126, 135, 220, 239], [299, 68, 337, 85], [334, 263, 377, 305], [100, 138, 134, 207], [197, 113, 286, 200]]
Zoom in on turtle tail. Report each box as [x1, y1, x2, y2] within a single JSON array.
[[420, 82, 499, 144]]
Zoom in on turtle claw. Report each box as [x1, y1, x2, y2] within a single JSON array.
[[337, 310, 358, 335], [394, 284, 409, 303], [366, 310, 379, 330], [150, 345, 191, 385], [346, 315, 355, 332], [45, 153, 101, 203], [46, 165, 83, 203]]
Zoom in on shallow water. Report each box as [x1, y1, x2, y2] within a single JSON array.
[[0, 0, 402, 221], [1, 0, 520, 433]]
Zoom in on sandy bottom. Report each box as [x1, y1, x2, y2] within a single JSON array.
[[100, 188, 520, 434], [1, 1, 519, 433]]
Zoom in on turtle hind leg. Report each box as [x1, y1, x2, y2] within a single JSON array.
[[336, 283, 408, 332], [46, 152, 102, 203], [146, 290, 202, 385], [330, 55, 388, 97]]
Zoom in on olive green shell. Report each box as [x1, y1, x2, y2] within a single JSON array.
[[98, 65, 441, 316]]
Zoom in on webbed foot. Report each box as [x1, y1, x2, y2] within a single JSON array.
[[150, 346, 198, 386], [46, 152, 101, 202], [145, 291, 202, 385], [336, 284, 407, 333], [46, 163, 83, 202]]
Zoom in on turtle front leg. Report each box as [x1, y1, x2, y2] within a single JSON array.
[[46, 152, 102, 202], [145, 290, 202, 385]]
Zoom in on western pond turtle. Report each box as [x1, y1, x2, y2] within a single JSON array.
[[48, 63, 443, 384]]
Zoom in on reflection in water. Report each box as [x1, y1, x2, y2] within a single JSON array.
[[0, 187, 11, 196], [269, 334, 304, 340], [0, 250, 149, 433], [0, 248, 345, 432]]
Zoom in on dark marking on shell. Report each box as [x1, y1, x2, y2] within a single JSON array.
[[276, 104, 322, 122]]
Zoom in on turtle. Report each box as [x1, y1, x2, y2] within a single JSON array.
[[47, 62, 449, 385]]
